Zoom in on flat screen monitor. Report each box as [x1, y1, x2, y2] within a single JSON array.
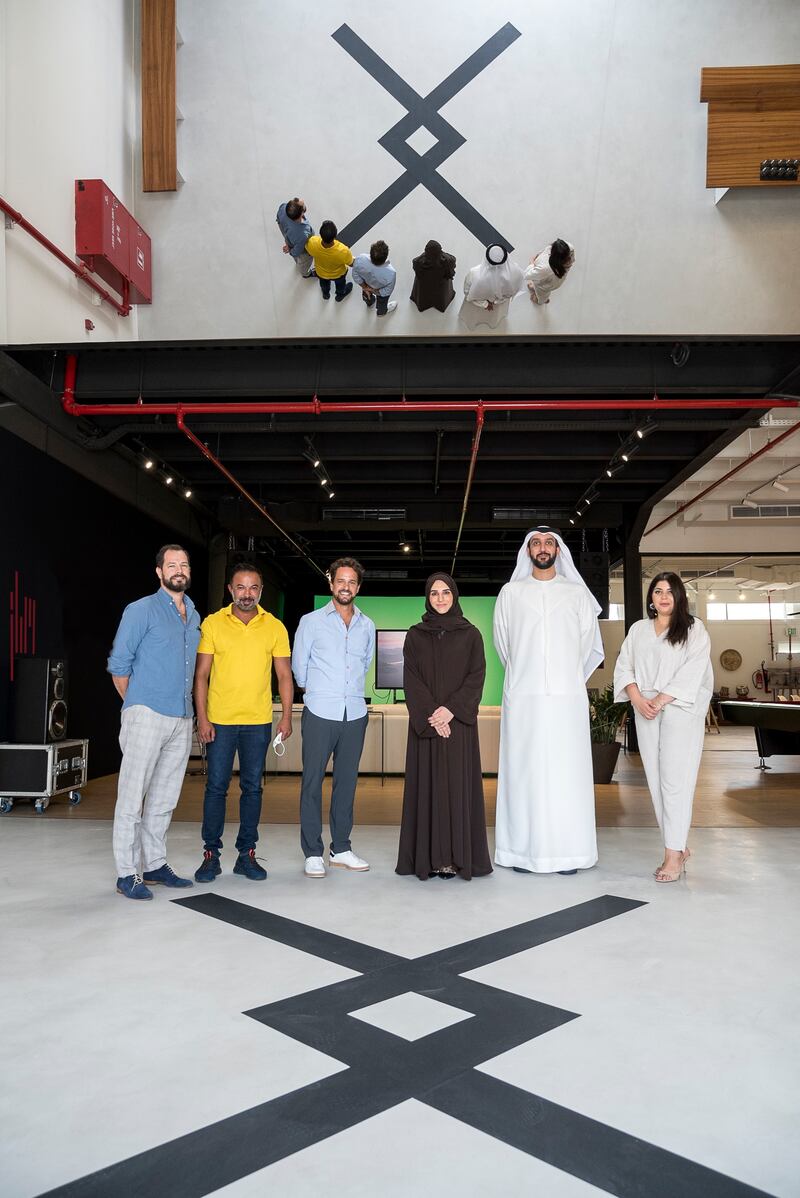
[[375, 629, 407, 690]]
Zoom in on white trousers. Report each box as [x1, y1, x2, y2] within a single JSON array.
[[112, 705, 192, 876], [634, 703, 705, 851]]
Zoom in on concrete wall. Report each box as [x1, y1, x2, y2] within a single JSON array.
[[1, 0, 138, 344], [5, 0, 800, 344], [130, 0, 800, 342]]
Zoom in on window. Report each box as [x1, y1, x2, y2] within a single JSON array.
[[706, 602, 790, 621], [605, 603, 625, 621]]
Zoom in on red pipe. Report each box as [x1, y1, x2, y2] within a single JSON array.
[[61, 394, 799, 417], [176, 411, 327, 578], [451, 404, 485, 573], [0, 195, 131, 317], [59, 352, 799, 569], [643, 419, 800, 536]]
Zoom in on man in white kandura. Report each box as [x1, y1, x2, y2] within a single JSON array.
[[493, 526, 605, 875]]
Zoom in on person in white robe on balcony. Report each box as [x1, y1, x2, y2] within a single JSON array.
[[493, 527, 604, 874], [460, 243, 525, 329], [613, 572, 713, 883], [524, 238, 575, 305]]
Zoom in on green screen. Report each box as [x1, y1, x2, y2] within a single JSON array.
[[313, 594, 504, 705]]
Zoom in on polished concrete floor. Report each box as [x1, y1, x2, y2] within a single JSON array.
[[1, 820, 798, 1197]]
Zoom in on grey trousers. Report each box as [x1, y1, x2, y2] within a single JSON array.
[[299, 708, 368, 857], [293, 250, 314, 276], [112, 705, 192, 876]]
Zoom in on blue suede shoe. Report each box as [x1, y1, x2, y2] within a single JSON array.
[[233, 849, 267, 881], [143, 863, 193, 888], [116, 873, 153, 900], [194, 850, 222, 883]]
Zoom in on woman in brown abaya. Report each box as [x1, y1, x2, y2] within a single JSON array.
[[396, 573, 492, 880], [410, 240, 457, 312]]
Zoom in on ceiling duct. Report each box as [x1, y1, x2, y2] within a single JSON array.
[[322, 507, 406, 521], [730, 503, 800, 519]]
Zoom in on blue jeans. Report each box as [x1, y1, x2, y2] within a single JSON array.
[[202, 723, 271, 854], [319, 273, 348, 299]]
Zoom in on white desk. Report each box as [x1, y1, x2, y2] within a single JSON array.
[[267, 703, 501, 776]]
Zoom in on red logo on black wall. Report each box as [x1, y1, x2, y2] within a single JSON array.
[[9, 570, 37, 680]]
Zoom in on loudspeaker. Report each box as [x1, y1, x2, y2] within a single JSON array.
[[578, 552, 610, 619], [12, 657, 69, 743]]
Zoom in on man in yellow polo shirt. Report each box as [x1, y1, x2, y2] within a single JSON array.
[[305, 220, 354, 303], [193, 562, 293, 882]]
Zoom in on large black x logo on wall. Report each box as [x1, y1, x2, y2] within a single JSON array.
[[42, 894, 770, 1197], [334, 23, 520, 251]]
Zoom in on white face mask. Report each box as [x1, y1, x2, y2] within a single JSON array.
[[272, 731, 286, 757]]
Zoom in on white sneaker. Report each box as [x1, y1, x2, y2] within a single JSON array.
[[304, 856, 326, 878], [379, 301, 398, 317], [329, 850, 370, 871]]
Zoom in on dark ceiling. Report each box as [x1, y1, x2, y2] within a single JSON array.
[[7, 336, 800, 592]]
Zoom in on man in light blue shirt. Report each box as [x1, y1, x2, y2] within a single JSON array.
[[351, 239, 397, 317], [107, 544, 201, 900], [276, 196, 315, 278], [292, 557, 375, 877]]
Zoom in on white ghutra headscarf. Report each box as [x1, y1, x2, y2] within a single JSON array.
[[466, 244, 525, 305], [509, 526, 605, 678]]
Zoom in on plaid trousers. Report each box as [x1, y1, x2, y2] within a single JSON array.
[[112, 704, 192, 876]]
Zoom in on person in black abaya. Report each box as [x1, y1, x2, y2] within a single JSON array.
[[396, 573, 492, 881], [410, 240, 457, 312]]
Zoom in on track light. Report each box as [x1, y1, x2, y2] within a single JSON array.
[[144, 458, 154, 470], [328, 491, 335, 499], [773, 479, 789, 493], [741, 497, 759, 509], [569, 517, 575, 525], [184, 488, 192, 499], [319, 477, 328, 487], [708, 590, 716, 601], [165, 474, 174, 485], [738, 591, 746, 600], [606, 463, 623, 478], [635, 419, 657, 440], [312, 458, 321, 468]]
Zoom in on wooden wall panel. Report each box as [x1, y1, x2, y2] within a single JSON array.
[[700, 65, 800, 189], [142, 0, 177, 192]]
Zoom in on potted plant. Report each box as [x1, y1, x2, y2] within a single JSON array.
[[589, 684, 629, 783]]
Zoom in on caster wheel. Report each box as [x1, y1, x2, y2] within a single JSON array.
[[68, 791, 82, 806], [0, 798, 12, 814], [34, 799, 49, 815]]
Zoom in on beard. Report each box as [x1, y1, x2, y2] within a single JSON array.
[[335, 591, 354, 606], [163, 574, 189, 592], [530, 551, 557, 570], [233, 596, 258, 611]]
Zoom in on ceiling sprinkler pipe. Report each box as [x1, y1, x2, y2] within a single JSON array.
[[451, 404, 485, 574], [175, 409, 326, 578], [643, 420, 800, 536]]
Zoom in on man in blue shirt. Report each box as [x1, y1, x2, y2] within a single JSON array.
[[292, 557, 375, 878], [107, 545, 201, 900], [351, 239, 397, 317], [276, 196, 315, 278]]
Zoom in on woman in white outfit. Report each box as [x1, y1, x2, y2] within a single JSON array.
[[525, 239, 574, 305], [460, 243, 525, 329], [613, 572, 713, 882]]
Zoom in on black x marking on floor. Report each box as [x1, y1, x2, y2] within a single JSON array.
[[42, 894, 773, 1198], [334, 23, 520, 250]]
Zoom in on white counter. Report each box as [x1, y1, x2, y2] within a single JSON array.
[[265, 703, 501, 775]]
